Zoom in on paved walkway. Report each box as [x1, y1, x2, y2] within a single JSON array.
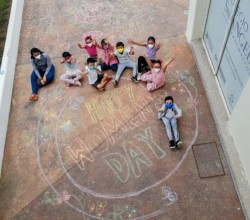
[[0, 0, 245, 219]]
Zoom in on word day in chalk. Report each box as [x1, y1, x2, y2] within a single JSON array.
[[66, 127, 167, 183]]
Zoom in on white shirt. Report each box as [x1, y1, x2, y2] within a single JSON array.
[[86, 66, 98, 84], [114, 48, 131, 63]]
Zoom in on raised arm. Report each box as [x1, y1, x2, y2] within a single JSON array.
[[129, 47, 135, 55], [144, 54, 154, 69], [128, 39, 147, 47], [162, 56, 175, 72]]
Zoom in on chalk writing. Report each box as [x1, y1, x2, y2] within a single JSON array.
[[66, 137, 95, 170], [103, 153, 130, 183]]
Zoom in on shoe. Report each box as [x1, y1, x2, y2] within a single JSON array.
[[169, 140, 175, 149], [74, 81, 82, 86], [114, 80, 118, 88], [131, 76, 139, 83], [176, 140, 183, 149], [29, 94, 38, 101], [137, 72, 142, 81], [105, 76, 112, 83]]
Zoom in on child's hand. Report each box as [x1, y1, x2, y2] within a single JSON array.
[[158, 109, 163, 112], [78, 43, 83, 49], [60, 58, 65, 64], [128, 39, 134, 44], [71, 57, 76, 63], [157, 43, 161, 50], [93, 40, 97, 45]]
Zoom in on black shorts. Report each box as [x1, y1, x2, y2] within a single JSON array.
[[92, 74, 104, 88]]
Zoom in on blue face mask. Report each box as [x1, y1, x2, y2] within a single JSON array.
[[89, 66, 96, 70], [165, 103, 173, 109]]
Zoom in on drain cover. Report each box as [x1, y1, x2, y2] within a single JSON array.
[[192, 142, 225, 178]]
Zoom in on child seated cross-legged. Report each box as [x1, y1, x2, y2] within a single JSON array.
[[140, 56, 175, 92], [128, 36, 160, 80], [83, 57, 112, 91], [113, 41, 139, 88], [158, 96, 183, 149], [60, 51, 83, 87]]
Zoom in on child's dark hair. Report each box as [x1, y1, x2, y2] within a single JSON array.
[[164, 96, 174, 102], [30, 48, 43, 59], [116, 42, 124, 48], [87, 57, 96, 64], [101, 38, 106, 46], [147, 36, 156, 43], [154, 59, 162, 66], [62, 51, 71, 58]]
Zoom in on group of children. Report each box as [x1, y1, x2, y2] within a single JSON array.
[[59, 34, 182, 149], [60, 35, 175, 91]]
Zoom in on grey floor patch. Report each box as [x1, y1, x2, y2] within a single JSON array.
[[192, 142, 225, 178]]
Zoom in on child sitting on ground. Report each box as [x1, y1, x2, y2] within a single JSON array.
[[77, 34, 99, 62], [113, 41, 139, 87], [158, 96, 182, 149], [60, 51, 83, 87], [99, 38, 118, 72], [128, 36, 160, 80], [83, 57, 112, 91], [140, 56, 175, 92]]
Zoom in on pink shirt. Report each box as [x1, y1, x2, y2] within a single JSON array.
[[83, 44, 98, 57], [148, 69, 165, 87], [101, 45, 118, 66]]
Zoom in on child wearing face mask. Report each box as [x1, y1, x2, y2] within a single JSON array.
[[140, 56, 175, 92], [99, 38, 118, 72], [158, 96, 182, 149], [83, 57, 112, 91], [60, 51, 83, 87], [113, 41, 139, 87], [128, 36, 160, 80], [78, 34, 99, 62]]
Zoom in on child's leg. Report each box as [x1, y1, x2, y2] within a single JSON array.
[[126, 61, 137, 78], [141, 72, 153, 82], [45, 65, 55, 85], [101, 62, 110, 71], [162, 117, 174, 141], [170, 118, 180, 142], [30, 71, 39, 94], [74, 70, 83, 82], [138, 56, 148, 73], [115, 63, 126, 82], [60, 72, 75, 84], [97, 73, 109, 89], [110, 63, 118, 71]]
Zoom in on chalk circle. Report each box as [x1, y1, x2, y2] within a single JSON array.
[[37, 76, 199, 219]]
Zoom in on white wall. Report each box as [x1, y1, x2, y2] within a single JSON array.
[[230, 79, 250, 182], [0, 0, 25, 176], [186, 0, 210, 42]]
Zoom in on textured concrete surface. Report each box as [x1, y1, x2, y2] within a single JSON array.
[[0, 0, 245, 219]]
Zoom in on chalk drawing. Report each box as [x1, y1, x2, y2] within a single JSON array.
[[36, 72, 199, 219], [124, 141, 153, 179], [161, 186, 178, 203], [103, 153, 130, 183], [88, 201, 107, 218], [106, 204, 137, 220], [66, 137, 95, 171], [60, 120, 72, 132], [135, 127, 166, 159], [0, 69, 4, 75], [41, 190, 70, 206]]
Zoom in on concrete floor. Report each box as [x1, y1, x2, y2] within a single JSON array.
[[0, 0, 245, 219]]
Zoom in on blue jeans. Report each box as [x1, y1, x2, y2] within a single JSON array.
[[115, 61, 137, 82], [101, 62, 118, 71], [31, 65, 55, 94], [162, 116, 180, 142]]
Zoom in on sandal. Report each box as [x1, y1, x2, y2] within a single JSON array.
[[114, 80, 118, 88], [29, 94, 38, 101]]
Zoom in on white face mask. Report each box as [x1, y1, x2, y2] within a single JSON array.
[[87, 43, 93, 47], [153, 68, 160, 73], [35, 54, 41, 59], [148, 44, 154, 49]]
